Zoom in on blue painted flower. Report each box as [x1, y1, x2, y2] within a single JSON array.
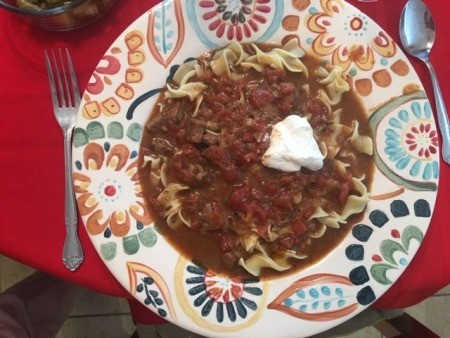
[[384, 101, 439, 180], [185, 265, 262, 323], [186, 0, 283, 49], [196, 0, 272, 41]]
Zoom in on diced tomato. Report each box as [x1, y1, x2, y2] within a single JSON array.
[[222, 167, 239, 182], [215, 92, 229, 104], [315, 176, 328, 189], [217, 233, 236, 252], [276, 234, 296, 251], [241, 131, 255, 143], [251, 188, 264, 200], [228, 184, 251, 212], [172, 144, 206, 186], [263, 182, 278, 195], [306, 99, 328, 116], [303, 207, 316, 221], [291, 218, 308, 235], [249, 88, 275, 108], [338, 179, 353, 205], [264, 69, 286, 84], [181, 143, 201, 158], [201, 202, 226, 230], [209, 100, 225, 113], [276, 100, 293, 114], [242, 152, 258, 164], [202, 146, 239, 182], [249, 202, 270, 223], [279, 82, 296, 95], [273, 190, 293, 211], [279, 175, 294, 185]]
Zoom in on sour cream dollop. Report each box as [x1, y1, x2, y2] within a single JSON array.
[[262, 115, 324, 172]]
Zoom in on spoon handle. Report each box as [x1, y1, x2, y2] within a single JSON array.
[[423, 56, 450, 164]]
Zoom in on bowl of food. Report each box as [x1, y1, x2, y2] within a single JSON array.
[[72, 1, 439, 337], [0, 0, 116, 31]]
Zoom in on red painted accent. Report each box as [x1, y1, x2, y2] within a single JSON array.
[[104, 185, 116, 197], [372, 254, 383, 262], [391, 229, 400, 238]]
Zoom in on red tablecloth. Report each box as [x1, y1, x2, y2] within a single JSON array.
[[1, 0, 449, 325]]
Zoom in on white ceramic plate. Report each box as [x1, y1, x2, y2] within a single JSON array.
[[72, 1, 439, 336]]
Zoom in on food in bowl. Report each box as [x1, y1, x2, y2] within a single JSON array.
[[16, 0, 81, 10], [139, 40, 374, 278], [0, 0, 115, 30]]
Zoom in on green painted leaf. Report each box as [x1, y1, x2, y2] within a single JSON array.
[[370, 263, 395, 285], [127, 123, 142, 142], [100, 242, 117, 261], [123, 235, 140, 255], [86, 121, 105, 140], [107, 122, 124, 139], [380, 239, 407, 265], [73, 128, 89, 148], [402, 225, 423, 251], [138, 227, 157, 247]]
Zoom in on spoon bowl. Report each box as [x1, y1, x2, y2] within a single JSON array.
[[400, 0, 450, 164]]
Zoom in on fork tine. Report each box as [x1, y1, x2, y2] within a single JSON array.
[[64, 48, 81, 107], [52, 49, 66, 108], [45, 48, 81, 110], [45, 50, 60, 112], [58, 49, 72, 109]]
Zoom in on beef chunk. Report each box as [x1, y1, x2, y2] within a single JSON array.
[[201, 131, 220, 146], [185, 118, 206, 143], [150, 137, 174, 154]]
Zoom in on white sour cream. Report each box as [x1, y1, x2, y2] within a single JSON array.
[[262, 115, 324, 172]]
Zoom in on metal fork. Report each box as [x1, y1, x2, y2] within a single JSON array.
[[45, 49, 84, 271]]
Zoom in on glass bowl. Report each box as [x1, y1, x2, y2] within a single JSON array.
[[0, 0, 117, 31]]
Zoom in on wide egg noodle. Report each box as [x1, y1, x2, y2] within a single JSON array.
[[209, 42, 251, 81], [321, 124, 353, 149], [156, 183, 191, 229], [308, 223, 327, 239], [165, 59, 207, 101], [211, 41, 249, 73], [165, 82, 207, 101], [172, 60, 198, 85], [210, 48, 238, 78], [241, 40, 308, 75], [191, 94, 204, 117], [238, 242, 292, 276], [308, 207, 343, 229], [338, 176, 370, 220], [142, 155, 167, 186], [309, 176, 370, 230], [238, 242, 308, 276], [317, 66, 350, 106], [349, 120, 374, 155], [240, 232, 259, 252]]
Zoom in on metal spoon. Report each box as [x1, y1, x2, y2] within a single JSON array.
[[400, 0, 450, 164]]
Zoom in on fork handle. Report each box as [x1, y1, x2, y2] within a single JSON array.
[[62, 129, 84, 271]]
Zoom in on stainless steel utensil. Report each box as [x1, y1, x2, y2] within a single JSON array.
[[45, 48, 83, 271], [400, 0, 450, 164]]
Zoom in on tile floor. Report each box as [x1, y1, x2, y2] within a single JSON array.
[[0, 254, 449, 338]]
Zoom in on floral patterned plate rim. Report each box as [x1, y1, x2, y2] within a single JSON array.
[[72, 0, 439, 337]]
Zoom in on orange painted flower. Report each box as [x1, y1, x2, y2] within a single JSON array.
[[74, 142, 152, 238], [306, 0, 396, 71]]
